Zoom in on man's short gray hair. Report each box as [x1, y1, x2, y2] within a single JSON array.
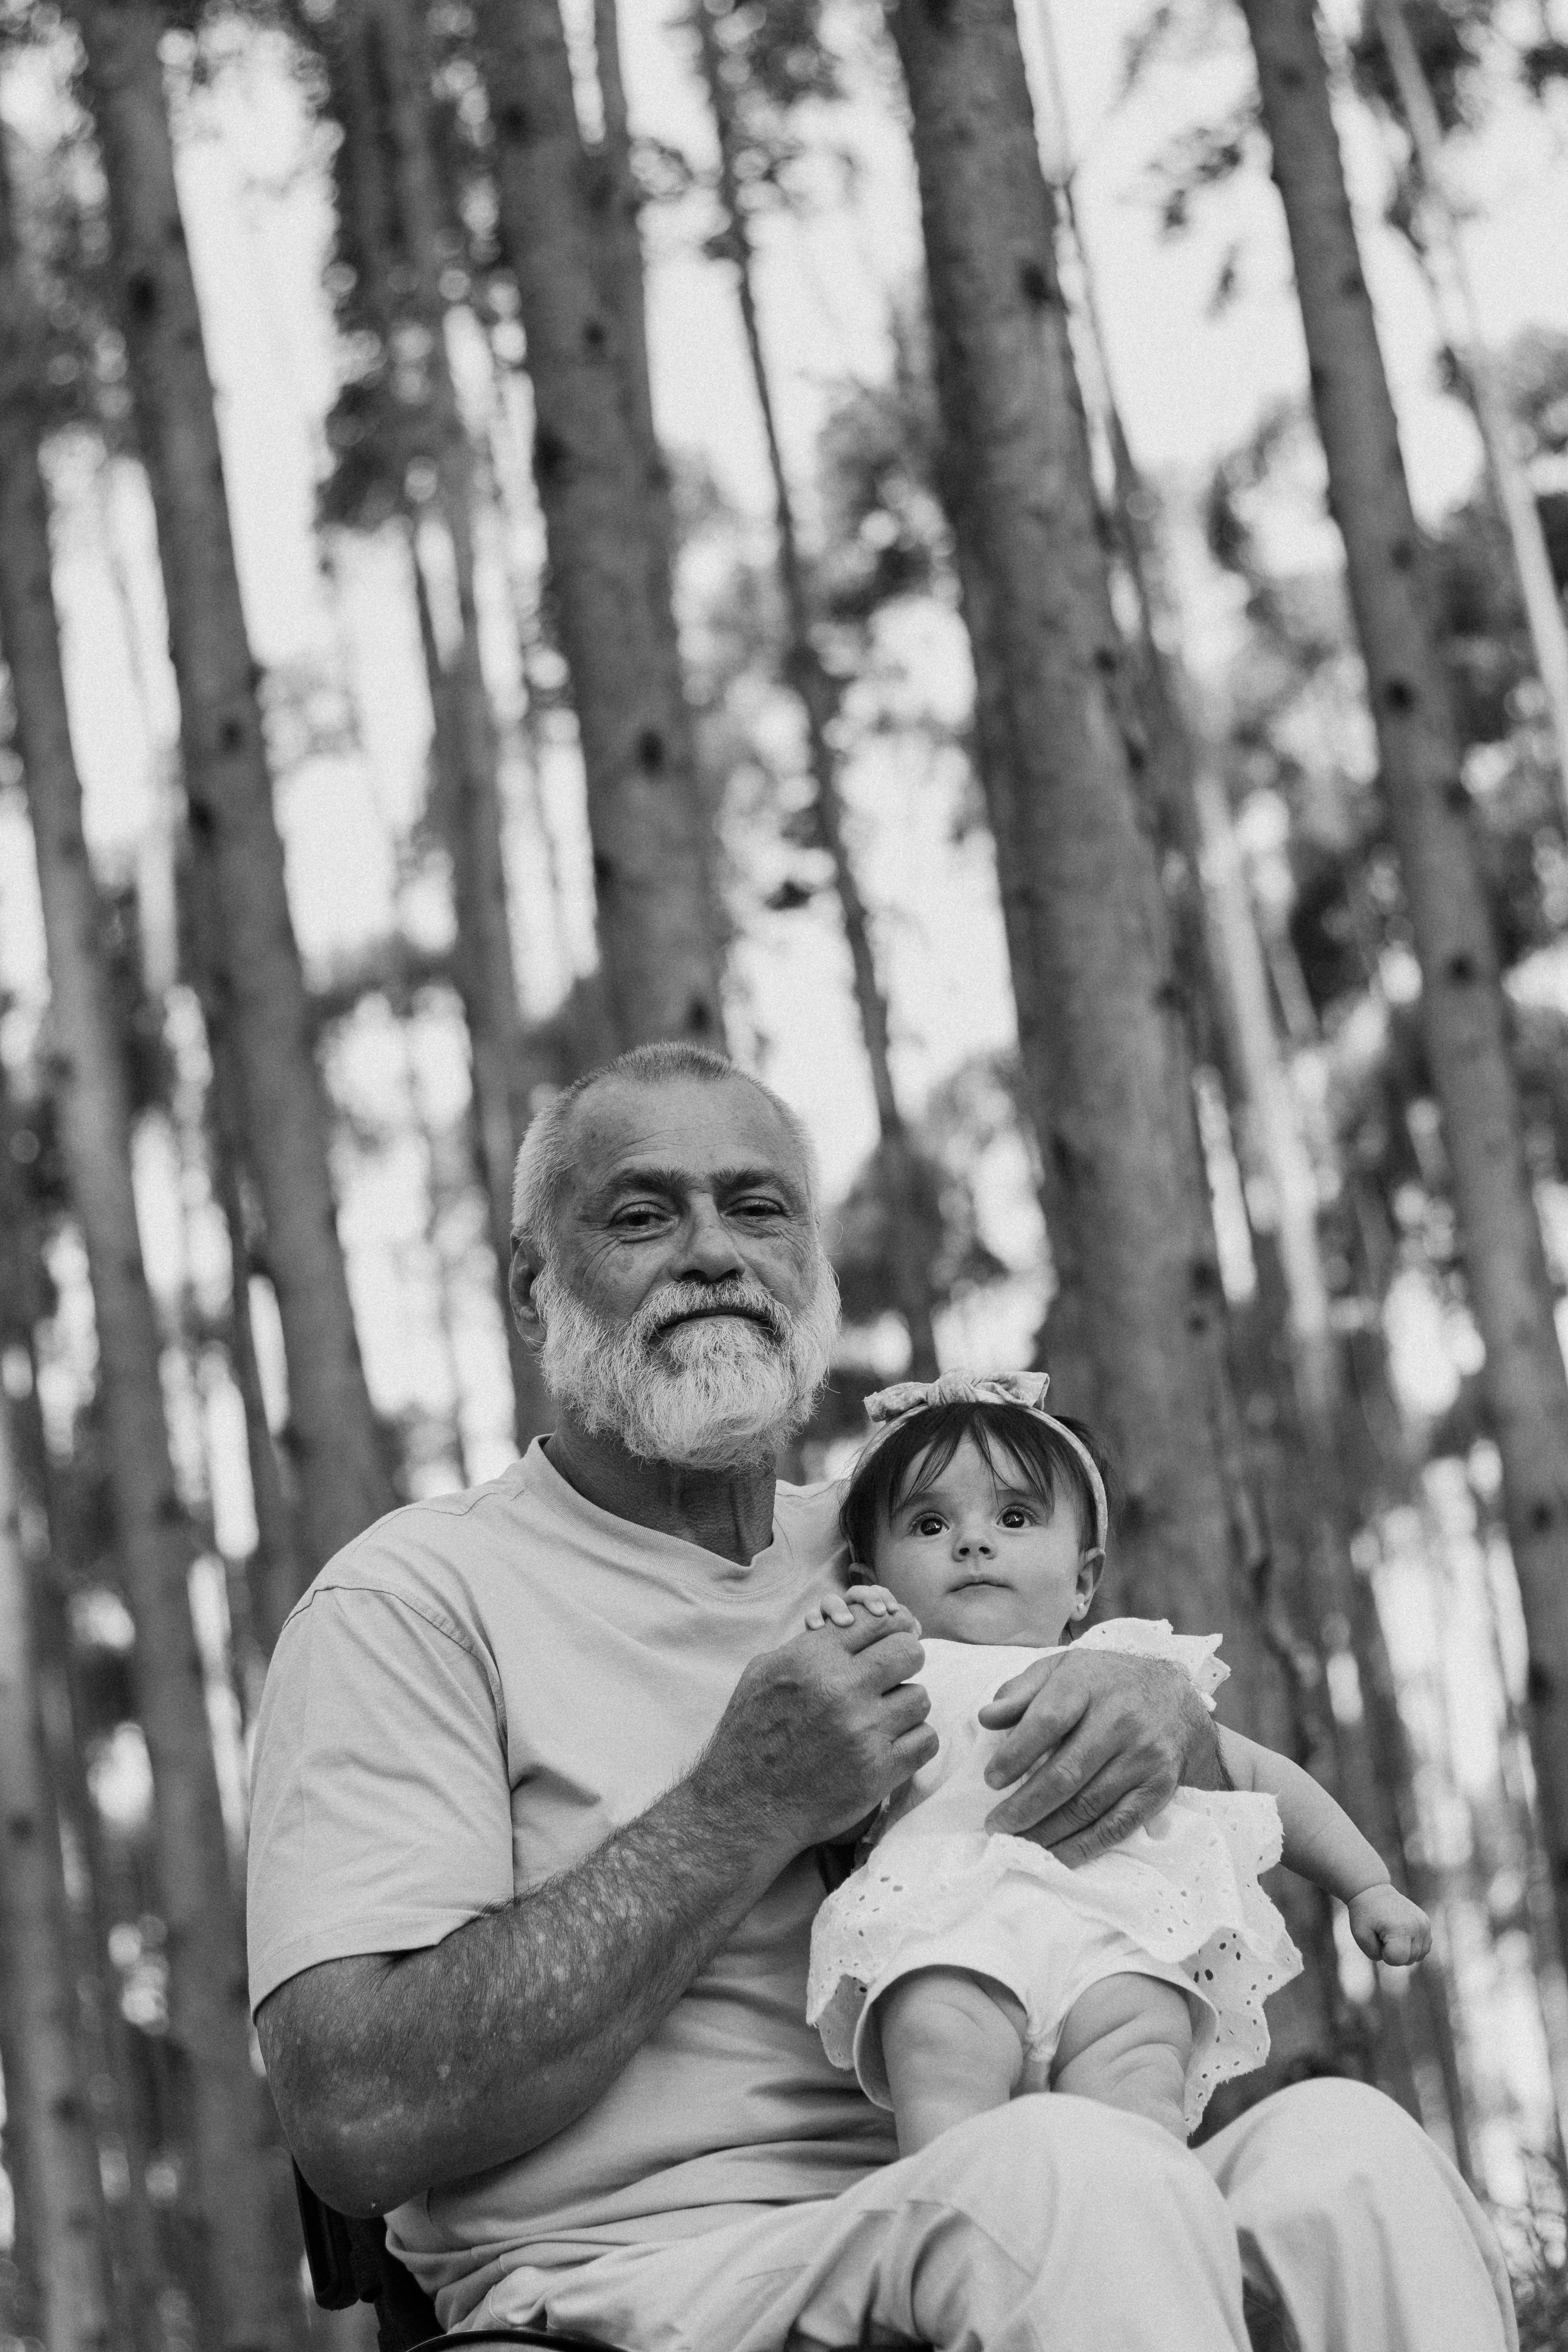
[[511, 1041, 820, 1258]]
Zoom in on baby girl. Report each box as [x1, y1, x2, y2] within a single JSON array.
[[805, 1370, 1430, 2153]]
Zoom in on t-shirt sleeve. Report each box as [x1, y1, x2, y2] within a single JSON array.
[[245, 1582, 514, 2014]]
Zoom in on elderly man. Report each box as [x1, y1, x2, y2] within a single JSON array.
[[249, 1043, 1515, 2352]]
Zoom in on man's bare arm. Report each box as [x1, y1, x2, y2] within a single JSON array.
[[975, 1651, 1229, 1865], [259, 1610, 933, 2217]]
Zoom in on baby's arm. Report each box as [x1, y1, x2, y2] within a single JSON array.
[[1216, 1728, 1432, 1966]]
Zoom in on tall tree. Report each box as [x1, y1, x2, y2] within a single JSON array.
[[588, 0, 669, 564], [65, 0, 396, 1579], [692, 3, 939, 1379], [884, 0, 1344, 2078], [471, 0, 728, 1045], [1237, 0, 1568, 1975], [0, 134, 304, 2347], [313, 0, 551, 1446], [0, 1386, 114, 2352]]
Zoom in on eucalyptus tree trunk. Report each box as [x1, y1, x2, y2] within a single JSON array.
[[0, 149, 304, 2348], [68, 0, 394, 1579], [0, 1389, 114, 2352], [694, 4, 939, 1379], [338, 0, 552, 1443], [589, 0, 673, 570], [181, 859, 305, 1660], [473, 0, 727, 1046], [1239, 0, 1568, 1972], [0, 1105, 169, 2349], [1371, 0, 1568, 807], [886, 0, 1344, 2081]]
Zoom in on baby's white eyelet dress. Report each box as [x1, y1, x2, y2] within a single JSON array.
[[806, 1618, 1303, 2134]]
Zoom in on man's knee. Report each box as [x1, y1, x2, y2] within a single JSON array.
[[910, 2093, 1235, 2270], [1223, 2077, 1424, 2206]]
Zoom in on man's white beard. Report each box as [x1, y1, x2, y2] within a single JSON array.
[[534, 1257, 840, 1470]]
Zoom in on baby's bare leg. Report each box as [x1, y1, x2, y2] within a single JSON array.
[[1050, 1972, 1195, 2141], [876, 1967, 1028, 2158]]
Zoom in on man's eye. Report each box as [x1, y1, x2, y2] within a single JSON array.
[[735, 1197, 785, 1218], [613, 1205, 666, 1229]]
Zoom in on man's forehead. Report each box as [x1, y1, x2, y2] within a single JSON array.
[[567, 1076, 809, 1190]]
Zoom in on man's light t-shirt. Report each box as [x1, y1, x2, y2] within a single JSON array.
[[245, 1441, 895, 2324]]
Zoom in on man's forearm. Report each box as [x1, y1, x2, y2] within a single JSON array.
[[262, 1766, 785, 2216]]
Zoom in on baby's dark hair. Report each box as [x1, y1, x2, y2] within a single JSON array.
[[838, 1396, 1115, 1573]]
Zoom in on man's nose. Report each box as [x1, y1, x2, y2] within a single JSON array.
[[677, 1196, 747, 1283]]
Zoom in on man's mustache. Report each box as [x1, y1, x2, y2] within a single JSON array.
[[637, 1281, 789, 1345]]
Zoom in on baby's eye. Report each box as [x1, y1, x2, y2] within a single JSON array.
[[998, 1507, 1035, 1529], [911, 1514, 947, 1537]]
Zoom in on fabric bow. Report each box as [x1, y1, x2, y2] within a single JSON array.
[[863, 1370, 1052, 1426], [858, 1367, 1108, 1555]]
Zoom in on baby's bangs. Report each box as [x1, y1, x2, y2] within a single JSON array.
[[962, 1409, 1067, 1516], [883, 1406, 974, 1515]]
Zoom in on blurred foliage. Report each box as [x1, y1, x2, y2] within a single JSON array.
[[1196, 326, 1568, 1476], [1347, 0, 1499, 135], [831, 1135, 1006, 1328], [0, 115, 134, 450], [815, 305, 948, 626]]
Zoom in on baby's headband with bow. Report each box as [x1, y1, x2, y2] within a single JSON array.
[[859, 1369, 1109, 1556]]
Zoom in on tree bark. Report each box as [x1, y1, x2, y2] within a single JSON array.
[[1238, 0, 1568, 1973], [886, 0, 1343, 2080], [0, 1389, 114, 2352], [473, 0, 727, 1046], [332, 0, 554, 1444], [1371, 0, 1568, 811], [693, 4, 939, 1379], [69, 0, 394, 1581], [589, 0, 670, 563], [0, 140, 304, 2347]]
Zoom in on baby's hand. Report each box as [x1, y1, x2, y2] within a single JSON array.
[[1347, 1883, 1432, 1967], [805, 1584, 911, 1633]]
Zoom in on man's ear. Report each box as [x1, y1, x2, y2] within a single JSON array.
[[510, 1239, 545, 1347]]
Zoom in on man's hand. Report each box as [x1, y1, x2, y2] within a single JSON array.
[[977, 1648, 1219, 1866], [1348, 1883, 1432, 1967], [698, 1605, 934, 1857]]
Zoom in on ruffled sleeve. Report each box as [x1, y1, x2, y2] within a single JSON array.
[[1075, 1617, 1229, 1711]]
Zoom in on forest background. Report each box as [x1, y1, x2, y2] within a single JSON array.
[[5, 0, 1568, 2344]]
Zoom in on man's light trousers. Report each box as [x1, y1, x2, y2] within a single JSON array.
[[468, 2080, 1517, 2352]]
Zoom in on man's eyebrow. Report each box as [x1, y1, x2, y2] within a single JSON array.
[[591, 1163, 803, 1202]]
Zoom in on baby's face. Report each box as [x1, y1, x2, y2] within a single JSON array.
[[868, 1434, 1096, 1646]]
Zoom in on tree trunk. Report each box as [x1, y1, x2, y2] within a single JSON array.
[[69, 0, 394, 1582], [886, 0, 1342, 2080], [693, 4, 940, 1379], [364, 0, 553, 1444], [0, 1100, 171, 2348], [1238, 0, 1568, 1973], [474, 0, 727, 1046], [0, 1387, 115, 2352], [1371, 0, 1568, 810], [181, 857, 307, 1660], [321, 0, 554, 1446], [0, 147, 304, 2348], [589, 0, 670, 564]]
